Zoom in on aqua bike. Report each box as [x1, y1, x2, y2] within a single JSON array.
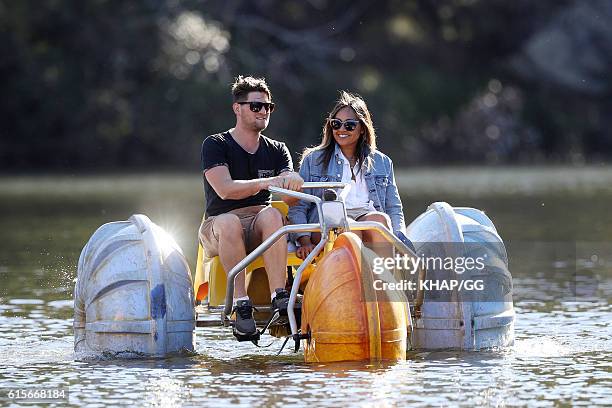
[[74, 182, 515, 362]]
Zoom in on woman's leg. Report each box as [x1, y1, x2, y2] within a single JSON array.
[[356, 211, 392, 244]]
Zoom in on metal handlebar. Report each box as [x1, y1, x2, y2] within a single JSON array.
[[268, 182, 350, 201], [268, 187, 321, 204], [301, 182, 349, 189]]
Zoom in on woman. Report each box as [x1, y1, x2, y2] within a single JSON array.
[[289, 91, 405, 259]]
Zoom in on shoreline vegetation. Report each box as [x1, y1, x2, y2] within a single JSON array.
[[2, 166, 612, 197]]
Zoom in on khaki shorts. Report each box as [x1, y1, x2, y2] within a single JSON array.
[[199, 205, 268, 258]]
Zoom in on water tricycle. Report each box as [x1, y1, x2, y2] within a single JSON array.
[[74, 182, 514, 361]]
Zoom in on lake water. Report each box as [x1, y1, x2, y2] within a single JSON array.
[[0, 168, 611, 407]]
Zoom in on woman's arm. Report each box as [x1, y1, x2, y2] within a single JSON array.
[[384, 157, 406, 233]]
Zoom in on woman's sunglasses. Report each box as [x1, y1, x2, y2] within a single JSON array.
[[237, 101, 275, 113], [329, 118, 360, 131]]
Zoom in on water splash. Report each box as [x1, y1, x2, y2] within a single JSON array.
[[513, 336, 572, 357]]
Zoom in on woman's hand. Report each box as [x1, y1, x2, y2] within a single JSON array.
[[296, 236, 314, 260]]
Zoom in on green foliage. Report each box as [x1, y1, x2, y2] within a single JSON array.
[[0, 0, 609, 170]]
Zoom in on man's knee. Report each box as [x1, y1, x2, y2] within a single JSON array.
[[213, 214, 243, 240], [256, 206, 284, 230]]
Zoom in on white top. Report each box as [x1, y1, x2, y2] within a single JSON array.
[[337, 150, 375, 211]]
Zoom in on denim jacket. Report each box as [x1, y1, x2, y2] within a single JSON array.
[[288, 145, 405, 241]]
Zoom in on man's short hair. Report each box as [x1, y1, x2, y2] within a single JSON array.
[[231, 76, 272, 102]]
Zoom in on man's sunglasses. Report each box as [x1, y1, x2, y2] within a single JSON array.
[[329, 118, 360, 131], [237, 101, 275, 113]]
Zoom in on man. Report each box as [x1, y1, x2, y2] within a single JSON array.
[[199, 75, 303, 341]]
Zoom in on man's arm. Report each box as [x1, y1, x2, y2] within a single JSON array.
[[204, 166, 302, 200]]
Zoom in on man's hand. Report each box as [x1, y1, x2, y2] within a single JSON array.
[[272, 171, 303, 191], [283, 171, 304, 191]]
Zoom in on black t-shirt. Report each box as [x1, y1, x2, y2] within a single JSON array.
[[201, 131, 293, 217]]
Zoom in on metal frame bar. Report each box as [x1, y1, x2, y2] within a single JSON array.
[[348, 221, 416, 255], [287, 237, 328, 334], [221, 183, 422, 345], [222, 223, 322, 317]]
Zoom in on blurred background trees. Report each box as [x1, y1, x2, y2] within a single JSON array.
[[1, 0, 611, 171]]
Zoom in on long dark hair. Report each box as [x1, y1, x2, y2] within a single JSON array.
[[301, 91, 377, 171]]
